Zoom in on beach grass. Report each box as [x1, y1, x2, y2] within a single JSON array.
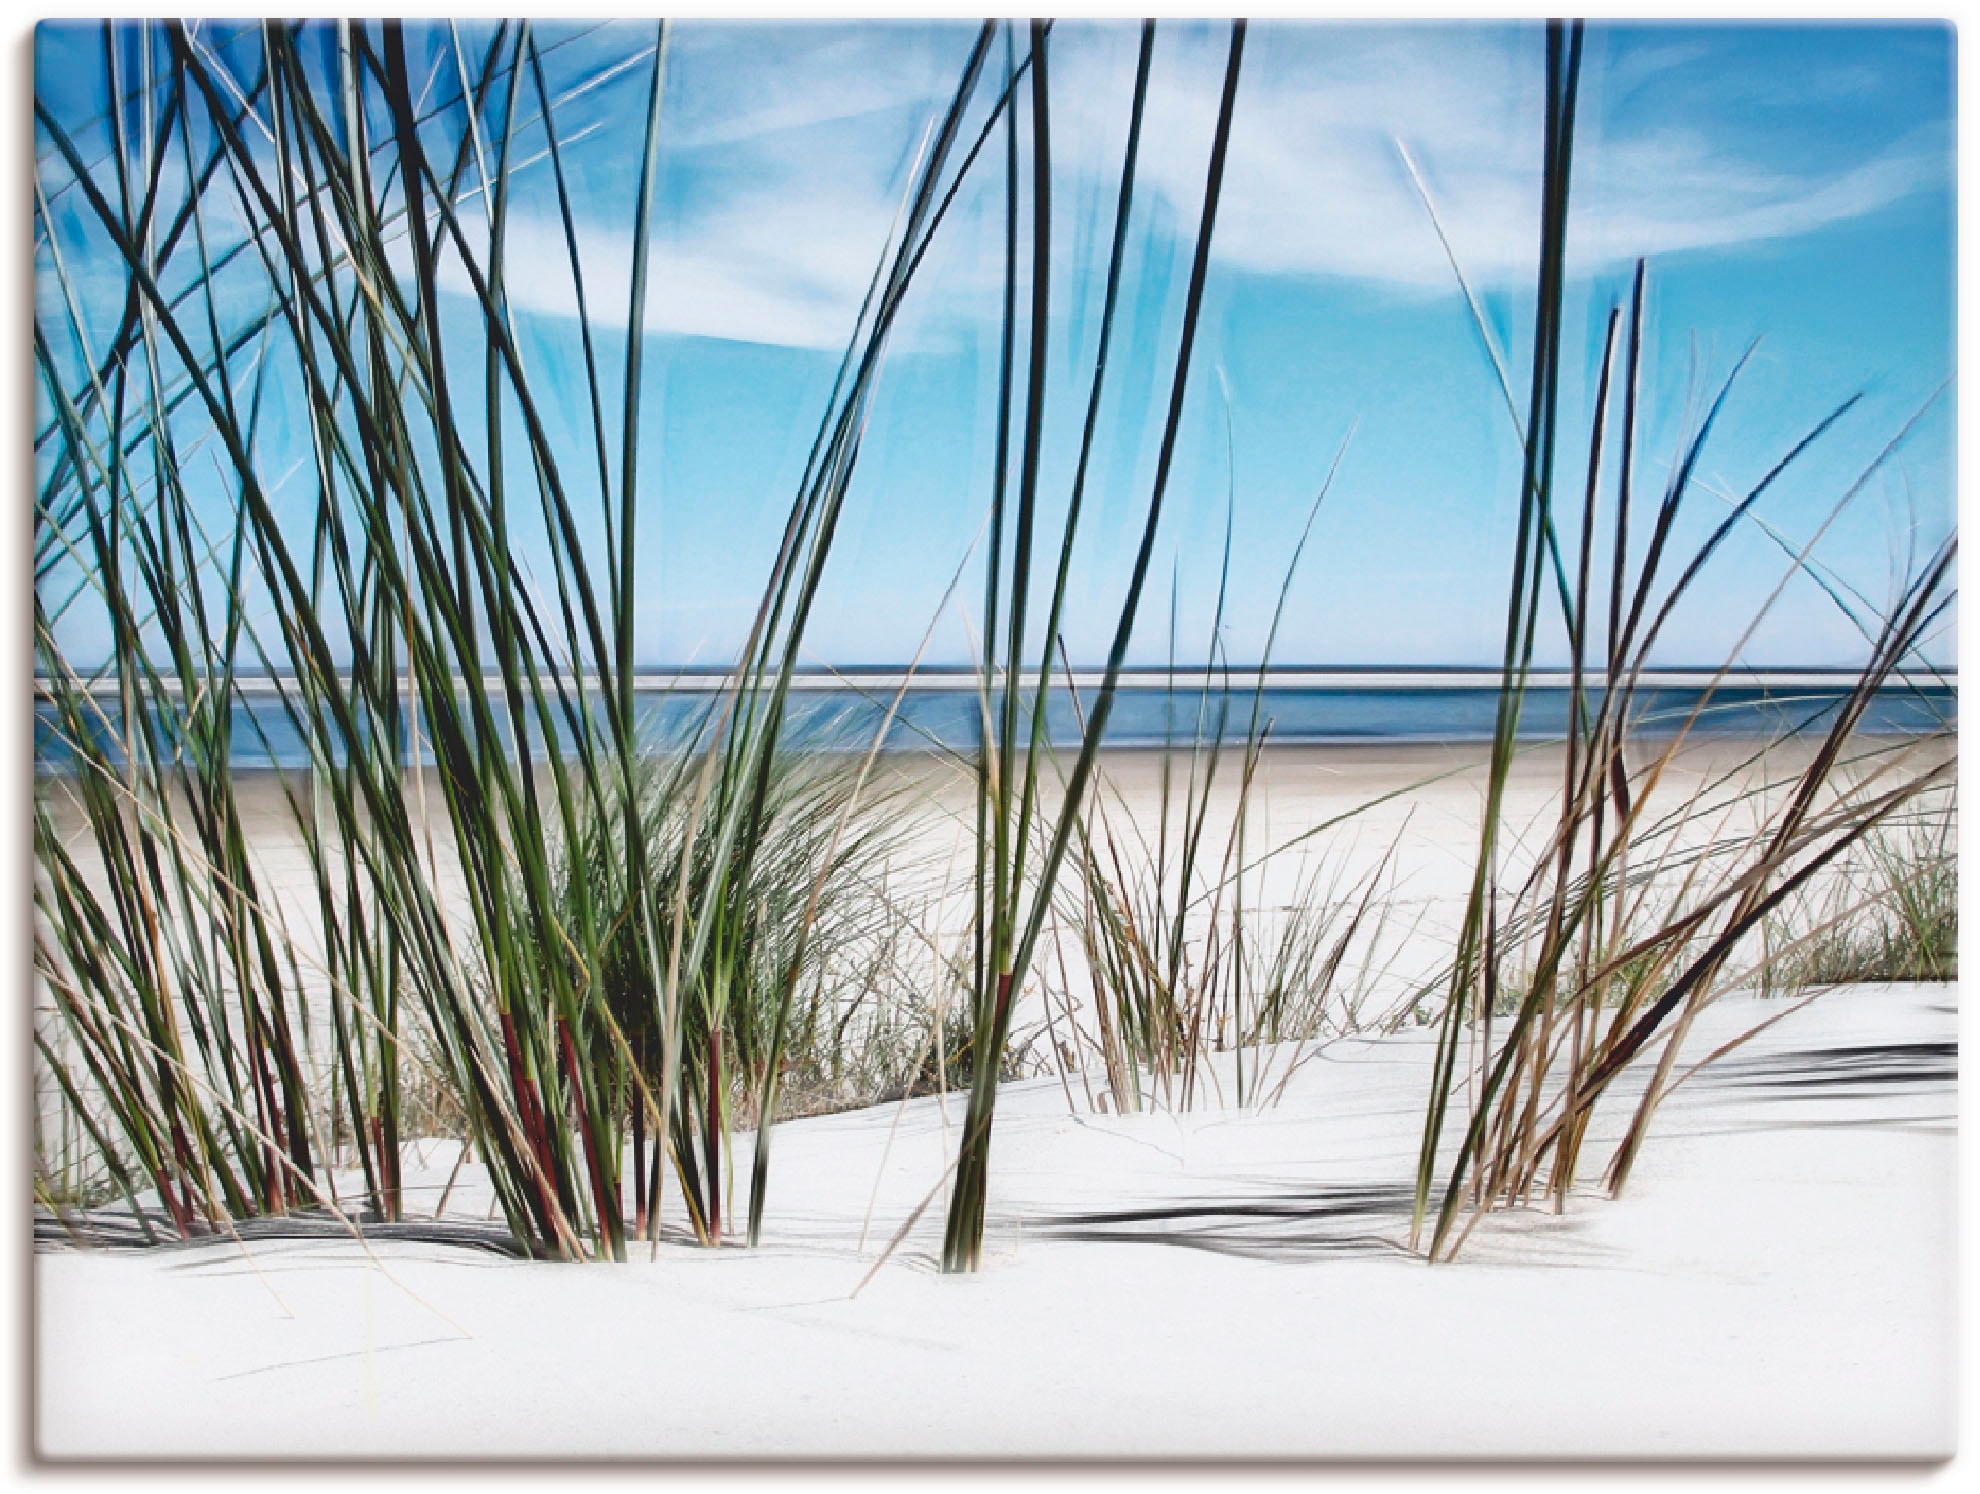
[[939, 18, 1250, 1272], [32, 19, 1956, 1276], [1404, 19, 1957, 1260], [1760, 797, 1957, 991], [32, 18, 1020, 1258], [1050, 421, 1400, 1114]]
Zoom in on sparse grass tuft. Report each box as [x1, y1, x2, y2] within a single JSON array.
[[1762, 802, 1957, 991], [1407, 16, 1956, 1263]]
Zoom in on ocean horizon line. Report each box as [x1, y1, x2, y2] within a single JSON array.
[[32, 664, 1959, 699]]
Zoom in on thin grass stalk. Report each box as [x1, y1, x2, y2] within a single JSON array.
[[1412, 18, 1583, 1252], [943, 21, 1246, 1272]]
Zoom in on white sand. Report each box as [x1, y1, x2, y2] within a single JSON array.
[[34, 734, 1948, 1049], [36, 978, 1956, 1460], [31, 738, 1958, 1462]]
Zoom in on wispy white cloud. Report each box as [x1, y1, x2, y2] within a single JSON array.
[[1147, 23, 1947, 289], [470, 20, 1949, 349], [473, 192, 905, 351]]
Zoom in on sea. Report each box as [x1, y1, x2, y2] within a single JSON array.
[[31, 669, 1957, 773]]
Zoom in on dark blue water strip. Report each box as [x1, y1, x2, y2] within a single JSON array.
[[32, 682, 1956, 774]]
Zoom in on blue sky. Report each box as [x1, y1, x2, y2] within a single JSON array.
[[34, 19, 1956, 670]]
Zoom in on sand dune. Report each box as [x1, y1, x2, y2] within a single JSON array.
[[32, 737, 1957, 1458], [36, 978, 1955, 1458]]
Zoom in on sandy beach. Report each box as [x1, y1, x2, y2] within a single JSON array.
[[38, 730, 1945, 1025], [35, 977, 1955, 1458], [31, 736, 1957, 1459], [30, 10, 1962, 1471]]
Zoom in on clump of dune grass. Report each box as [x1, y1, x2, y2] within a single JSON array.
[[32, 18, 1025, 1259], [1760, 797, 1957, 991], [1048, 396, 1412, 1113], [551, 739, 928, 1238], [1056, 656, 1413, 1113], [1409, 18, 1957, 1262], [1236, 851, 1426, 1044], [36, 18, 696, 1255], [1063, 828, 1414, 1114], [764, 895, 973, 1117]]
